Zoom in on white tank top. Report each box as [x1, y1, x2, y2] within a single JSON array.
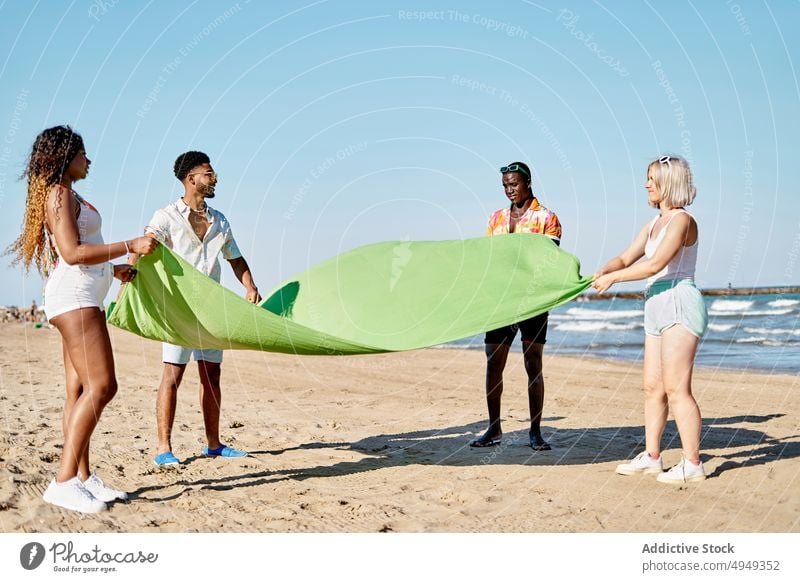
[[645, 209, 698, 285]]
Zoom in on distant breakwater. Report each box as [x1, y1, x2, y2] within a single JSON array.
[[578, 286, 800, 301]]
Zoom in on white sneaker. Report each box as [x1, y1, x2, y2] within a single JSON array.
[[83, 472, 129, 502], [616, 451, 663, 475], [43, 477, 107, 513], [657, 457, 706, 484]]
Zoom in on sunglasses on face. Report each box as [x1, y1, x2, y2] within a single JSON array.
[[189, 171, 218, 179], [500, 164, 531, 178]]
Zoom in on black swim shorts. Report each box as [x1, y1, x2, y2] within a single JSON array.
[[484, 312, 548, 345]]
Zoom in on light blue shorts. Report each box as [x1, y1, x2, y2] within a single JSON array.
[[162, 343, 223, 365], [644, 279, 708, 338]]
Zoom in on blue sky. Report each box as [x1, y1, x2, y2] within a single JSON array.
[[1, 0, 798, 307]]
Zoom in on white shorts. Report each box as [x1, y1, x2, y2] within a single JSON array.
[[43, 262, 113, 320], [162, 343, 223, 365], [644, 279, 708, 338]]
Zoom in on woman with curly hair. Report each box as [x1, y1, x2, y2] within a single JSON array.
[[6, 126, 157, 512]]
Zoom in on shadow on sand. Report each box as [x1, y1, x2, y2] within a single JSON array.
[[129, 413, 796, 500]]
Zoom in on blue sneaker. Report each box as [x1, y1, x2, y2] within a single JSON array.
[[154, 451, 180, 466], [202, 445, 247, 458]]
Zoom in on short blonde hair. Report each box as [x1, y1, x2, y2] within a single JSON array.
[[648, 155, 696, 208]]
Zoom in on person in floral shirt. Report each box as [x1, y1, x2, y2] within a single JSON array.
[[471, 162, 562, 451]]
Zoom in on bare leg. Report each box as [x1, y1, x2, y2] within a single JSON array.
[[522, 341, 550, 449], [198, 360, 222, 450], [660, 325, 702, 462], [61, 342, 90, 479], [50, 308, 118, 483], [643, 334, 668, 458], [483, 343, 509, 436], [156, 363, 186, 455]]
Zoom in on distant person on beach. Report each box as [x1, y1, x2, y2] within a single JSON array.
[[132, 151, 261, 467], [1, 306, 20, 322], [593, 155, 708, 484], [470, 161, 562, 451], [5, 126, 157, 512], [28, 299, 40, 322]]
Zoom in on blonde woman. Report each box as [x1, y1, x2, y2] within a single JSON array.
[[593, 155, 708, 484], [6, 126, 157, 512]]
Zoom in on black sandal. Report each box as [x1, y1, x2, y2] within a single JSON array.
[[470, 430, 503, 448], [529, 432, 551, 451]]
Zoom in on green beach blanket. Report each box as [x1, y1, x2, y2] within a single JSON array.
[[107, 234, 592, 355]]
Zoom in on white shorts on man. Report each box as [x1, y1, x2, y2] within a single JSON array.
[[162, 343, 223, 365]]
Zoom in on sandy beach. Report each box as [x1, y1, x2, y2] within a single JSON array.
[[0, 322, 797, 533]]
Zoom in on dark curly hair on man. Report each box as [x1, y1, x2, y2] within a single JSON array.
[[173, 151, 210, 181]]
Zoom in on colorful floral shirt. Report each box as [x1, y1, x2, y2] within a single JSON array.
[[486, 197, 562, 243]]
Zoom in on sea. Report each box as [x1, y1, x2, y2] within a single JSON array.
[[445, 292, 800, 374]]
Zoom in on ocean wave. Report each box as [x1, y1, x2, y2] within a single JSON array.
[[734, 337, 791, 347], [551, 307, 643, 321], [707, 323, 735, 332], [708, 299, 754, 312], [708, 308, 793, 317], [555, 321, 642, 332], [432, 343, 475, 350], [743, 326, 800, 337], [768, 299, 800, 308], [550, 341, 644, 351]]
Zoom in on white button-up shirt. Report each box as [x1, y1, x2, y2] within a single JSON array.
[[145, 198, 242, 283]]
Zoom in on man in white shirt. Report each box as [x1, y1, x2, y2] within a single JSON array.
[[140, 151, 261, 466]]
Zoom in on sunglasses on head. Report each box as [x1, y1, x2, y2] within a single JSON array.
[[500, 164, 530, 178], [658, 156, 672, 168]]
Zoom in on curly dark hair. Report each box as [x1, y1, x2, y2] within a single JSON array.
[[5, 125, 84, 273], [173, 151, 210, 181]]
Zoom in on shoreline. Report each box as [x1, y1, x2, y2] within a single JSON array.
[[543, 349, 793, 377], [436, 342, 794, 377]]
